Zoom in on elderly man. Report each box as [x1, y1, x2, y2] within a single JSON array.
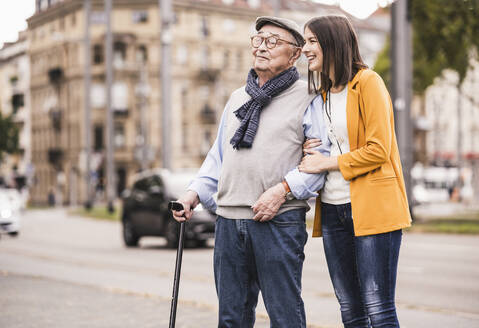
[[172, 16, 329, 327]]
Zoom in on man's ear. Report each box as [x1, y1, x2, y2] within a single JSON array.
[[290, 47, 302, 63]]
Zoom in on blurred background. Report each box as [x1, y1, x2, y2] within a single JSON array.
[[1, 1, 479, 327], [0, 0, 477, 213]]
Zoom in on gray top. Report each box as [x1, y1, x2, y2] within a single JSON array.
[[216, 80, 315, 219]]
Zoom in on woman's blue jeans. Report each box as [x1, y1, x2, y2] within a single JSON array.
[[214, 209, 308, 328], [321, 202, 402, 328]]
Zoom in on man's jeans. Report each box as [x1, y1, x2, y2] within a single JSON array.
[[321, 202, 402, 328], [214, 209, 308, 328]]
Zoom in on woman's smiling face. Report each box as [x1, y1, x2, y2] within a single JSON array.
[[302, 26, 323, 72]]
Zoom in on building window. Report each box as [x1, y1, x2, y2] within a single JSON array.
[[223, 50, 230, 69], [181, 87, 188, 151], [223, 19, 236, 33], [136, 45, 148, 63], [93, 44, 104, 64], [200, 46, 209, 70], [71, 12, 76, 26], [132, 10, 148, 23], [113, 41, 127, 66], [39, 0, 48, 11], [200, 16, 209, 39], [12, 94, 25, 114], [91, 11, 106, 25], [247, 0, 260, 9], [91, 83, 106, 109], [236, 50, 243, 71], [10, 76, 19, 86], [112, 82, 128, 112], [200, 131, 212, 156], [114, 123, 126, 149], [94, 125, 104, 151], [176, 45, 188, 65]]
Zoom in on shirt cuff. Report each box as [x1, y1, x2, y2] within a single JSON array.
[[284, 168, 319, 200], [187, 179, 217, 212]]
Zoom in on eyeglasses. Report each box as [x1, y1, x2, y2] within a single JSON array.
[[250, 34, 299, 49]]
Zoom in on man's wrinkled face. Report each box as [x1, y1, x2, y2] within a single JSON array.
[[251, 24, 299, 79]]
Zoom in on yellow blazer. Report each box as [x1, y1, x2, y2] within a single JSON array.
[[312, 69, 412, 237]]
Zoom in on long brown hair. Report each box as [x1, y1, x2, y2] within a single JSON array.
[[305, 15, 368, 94]]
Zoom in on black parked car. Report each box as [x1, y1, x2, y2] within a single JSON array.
[[121, 169, 216, 248]]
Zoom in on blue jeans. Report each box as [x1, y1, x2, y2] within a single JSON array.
[[214, 209, 308, 328], [321, 202, 402, 328]]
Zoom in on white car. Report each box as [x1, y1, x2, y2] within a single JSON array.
[[0, 190, 21, 236]]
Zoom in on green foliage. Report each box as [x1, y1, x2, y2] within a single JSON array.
[[373, 37, 391, 88], [0, 111, 19, 162], [411, 0, 478, 84], [374, 0, 479, 94], [407, 218, 479, 234], [70, 206, 121, 221]]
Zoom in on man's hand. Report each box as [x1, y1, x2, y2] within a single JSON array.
[[303, 138, 322, 154], [252, 183, 287, 222], [171, 190, 200, 222]]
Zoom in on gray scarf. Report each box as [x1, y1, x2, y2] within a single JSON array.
[[230, 67, 299, 150]]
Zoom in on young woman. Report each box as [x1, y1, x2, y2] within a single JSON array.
[[299, 15, 411, 327]]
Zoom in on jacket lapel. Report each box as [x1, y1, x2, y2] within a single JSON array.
[[346, 70, 364, 151], [346, 82, 359, 151]]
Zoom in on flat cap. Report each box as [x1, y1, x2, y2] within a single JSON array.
[[255, 16, 304, 47]]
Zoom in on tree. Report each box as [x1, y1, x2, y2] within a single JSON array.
[[374, 0, 479, 94], [0, 111, 19, 163]]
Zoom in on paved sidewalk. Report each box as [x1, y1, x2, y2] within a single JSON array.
[[0, 272, 270, 328]]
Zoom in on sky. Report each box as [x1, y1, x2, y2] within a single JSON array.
[[0, 0, 393, 48]]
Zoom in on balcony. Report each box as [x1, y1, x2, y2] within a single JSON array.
[[196, 68, 220, 82], [12, 107, 27, 124], [49, 108, 62, 131], [48, 67, 64, 85], [48, 148, 63, 166], [113, 108, 129, 117]]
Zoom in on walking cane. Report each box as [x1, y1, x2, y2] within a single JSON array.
[[168, 201, 187, 328]]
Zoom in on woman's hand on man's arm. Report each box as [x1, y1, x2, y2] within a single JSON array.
[[298, 149, 338, 174]]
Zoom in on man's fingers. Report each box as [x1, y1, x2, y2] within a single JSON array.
[[253, 212, 263, 221], [304, 148, 319, 155], [172, 209, 191, 222], [303, 138, 322, 149], [172, 213, 186, 222], [251, 202, 260, 213], [184, 210, 193, 220], [260, 215, 273, 222]]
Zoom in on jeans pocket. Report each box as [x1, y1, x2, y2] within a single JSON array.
[[270, 209, 305, 227], [270, 220, 302, 227]]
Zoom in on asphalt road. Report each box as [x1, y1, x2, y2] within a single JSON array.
[[1, 208, 478, 328]]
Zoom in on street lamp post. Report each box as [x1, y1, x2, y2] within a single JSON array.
[[105, 0, 115, 213], [83, 0, 92, 209], [159, 0, 173, 170], [391, 0, 413, 206], [136, 62, 150, 171]]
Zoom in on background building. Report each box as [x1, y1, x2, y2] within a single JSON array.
[[415, 60, 479, 203], [26, 0, 389, 206], [0, 31, 32, 190]]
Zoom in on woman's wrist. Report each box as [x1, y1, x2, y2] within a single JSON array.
[[326, 156, 339, 171]]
